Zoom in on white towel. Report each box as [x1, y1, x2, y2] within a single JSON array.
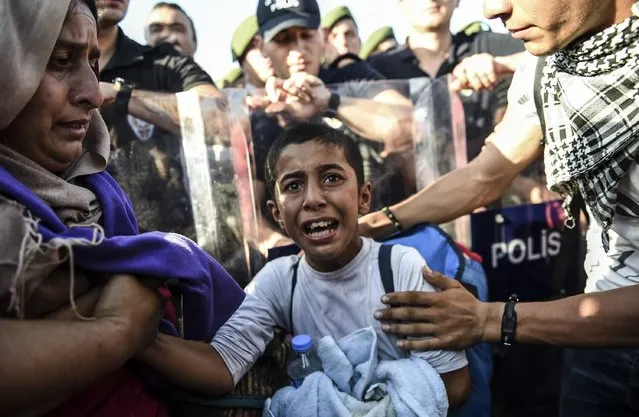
[[264, 327, 448, 417]]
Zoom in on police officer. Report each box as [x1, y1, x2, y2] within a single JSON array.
[[321, 6, 362, 67], [145, 2, 198, 57], [230, 15, 273, 89], [97, 0, 223, 236], [360, 26, 398, 59], [368, 0, 524, 161]]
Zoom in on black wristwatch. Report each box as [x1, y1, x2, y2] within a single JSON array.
[[113, 77, 135, 116], [501, 294, 519, 346], [324, 92, 341, 117]]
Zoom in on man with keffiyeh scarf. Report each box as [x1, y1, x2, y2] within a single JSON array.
[[357, 0, 639, 415]]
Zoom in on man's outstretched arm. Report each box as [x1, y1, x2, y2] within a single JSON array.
[[377, 270, 639, 350], [101, 82, 225, 135], [359, 108, 543, 238]]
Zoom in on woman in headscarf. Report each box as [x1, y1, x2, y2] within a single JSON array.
[[0, 1, 244, 416]]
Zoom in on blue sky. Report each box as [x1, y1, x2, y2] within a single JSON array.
[[120, 0, 506, 82]]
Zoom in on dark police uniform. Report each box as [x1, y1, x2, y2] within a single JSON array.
[[369, 30, 524, 161], [99, 28, 214, 237]]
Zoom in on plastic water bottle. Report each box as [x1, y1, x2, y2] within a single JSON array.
[[287, 334, 323, 388]]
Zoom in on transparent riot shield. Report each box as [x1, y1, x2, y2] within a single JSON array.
[[176, 91, 263, 288], [103, 78, 471, 289], [242, 77, 469, 261], [103, 90, 262, 289], [469, 145, 584, 302], [410, 77, 470, 245]]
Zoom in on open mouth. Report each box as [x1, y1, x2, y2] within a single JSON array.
[[303, 219, 339, 240]]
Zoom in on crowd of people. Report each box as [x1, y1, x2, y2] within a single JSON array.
[[1, 0, 639, 416]]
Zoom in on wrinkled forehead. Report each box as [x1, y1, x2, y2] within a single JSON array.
[[59, 2, 98, 43], [67, 1, 97, 23]]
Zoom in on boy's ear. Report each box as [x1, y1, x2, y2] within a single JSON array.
[[358, 180, 373, 216], [267, 200, 285, 229]]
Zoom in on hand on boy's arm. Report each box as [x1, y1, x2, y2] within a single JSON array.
[[136, 333, 234, 396], [376, 269, 487, 351], [386, 252, 471, 410]]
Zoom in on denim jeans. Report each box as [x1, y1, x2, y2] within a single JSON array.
[[560, 348, 639, 417]]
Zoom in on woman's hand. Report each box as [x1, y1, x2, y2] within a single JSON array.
[[93, 274, 165, 354], [375, 269, 490, 351], [45, 285, 103, 320], [45, 275, 166, 322]]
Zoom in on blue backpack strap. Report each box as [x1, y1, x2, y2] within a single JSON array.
[[378, 244, 395, 293], [289, 259, 300, 333]]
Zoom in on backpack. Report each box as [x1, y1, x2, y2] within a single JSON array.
[[381, 223, 492, 417]]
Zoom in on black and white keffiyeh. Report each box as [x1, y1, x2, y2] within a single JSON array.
[[538, 4, 639, 249]]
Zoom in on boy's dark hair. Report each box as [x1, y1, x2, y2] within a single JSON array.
[[264, 122, 365, 198], [152, 2, 198, 44]]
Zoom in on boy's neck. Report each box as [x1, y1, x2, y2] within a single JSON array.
[[305, 237, 364, 273]]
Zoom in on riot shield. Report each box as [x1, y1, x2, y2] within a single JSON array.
[[103, 78, 471, 288], [105, 91, 262, 289], [242, 77, 469, 261], [176, 91, 263, 288]]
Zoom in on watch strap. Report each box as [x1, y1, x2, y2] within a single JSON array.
[[501, 294, 519, 346], [324, 92, 341, 117], [382, 206, 403, 233], [113, 77, 133, 116]]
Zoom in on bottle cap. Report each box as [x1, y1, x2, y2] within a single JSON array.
[[291, 334, 313, 353]]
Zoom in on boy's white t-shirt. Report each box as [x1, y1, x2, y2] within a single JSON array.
[[211, 237, 468, 384]]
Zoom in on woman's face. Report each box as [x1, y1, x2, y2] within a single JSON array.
[[0, 1, 102, 173]]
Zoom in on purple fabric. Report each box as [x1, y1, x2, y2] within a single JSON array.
[[0, 166, 245, 341]]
